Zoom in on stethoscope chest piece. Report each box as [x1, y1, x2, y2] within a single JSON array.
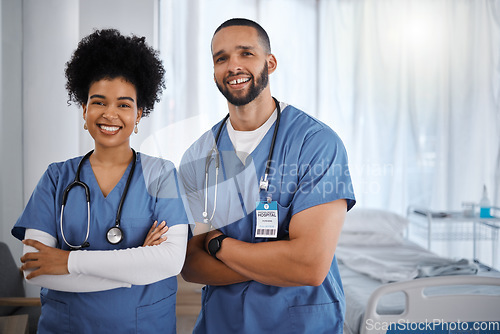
[[107, 226, 123, 245]]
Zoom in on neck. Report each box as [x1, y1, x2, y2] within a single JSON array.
[[90, 144, 134, 166], [228, 90, 276, 131]]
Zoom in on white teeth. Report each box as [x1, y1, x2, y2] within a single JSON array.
[[229, 78, 250, 85], [100, 125, 120, 132]]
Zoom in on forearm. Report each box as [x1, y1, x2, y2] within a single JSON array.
[[25, 272, 131, 292], [217, 200, 346, 287], [217, 238, 329, 287], [69, 224, 188, 285], [181, 234, 249, 286], [23, 229, 131, 292]]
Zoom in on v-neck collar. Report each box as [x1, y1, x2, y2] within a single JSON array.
[[83, 154, 136, 200]]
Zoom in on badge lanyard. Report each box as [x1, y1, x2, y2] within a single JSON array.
[[203, 98, 281, 239]]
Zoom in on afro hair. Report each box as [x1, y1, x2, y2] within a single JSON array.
[[65, 29, 165, 117]]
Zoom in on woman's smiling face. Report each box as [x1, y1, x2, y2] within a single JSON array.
[[82, 77, 142, 150]]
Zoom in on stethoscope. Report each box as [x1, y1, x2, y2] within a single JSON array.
[[60, 149, 137, 249], [203, 97, 281, 223]]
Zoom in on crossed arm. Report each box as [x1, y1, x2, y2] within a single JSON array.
[[181, 199, 347, 287], [21, 221, 187, 292]]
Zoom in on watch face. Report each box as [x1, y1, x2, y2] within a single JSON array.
[[208, 238, 220, 256]]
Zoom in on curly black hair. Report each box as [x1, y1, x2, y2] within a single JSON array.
[[65, 29, 165, 117]]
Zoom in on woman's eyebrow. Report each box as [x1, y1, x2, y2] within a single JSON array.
[[118, 96, 135, 102]]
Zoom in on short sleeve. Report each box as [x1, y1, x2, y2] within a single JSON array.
[[290, 128, 356, 216], [178, 147, 205, 225], [12, 165, 59, 241], [141, 156, 193, 229]]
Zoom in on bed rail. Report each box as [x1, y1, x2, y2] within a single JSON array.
[[361, 275, 500, 334]]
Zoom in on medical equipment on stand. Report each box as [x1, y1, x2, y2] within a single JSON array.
[[202, 97, 281, 223], [60, 149, 137, 249]]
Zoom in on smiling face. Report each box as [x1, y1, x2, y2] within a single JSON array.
[[212, 25, 276, 106], [82, 77, 142, 151]]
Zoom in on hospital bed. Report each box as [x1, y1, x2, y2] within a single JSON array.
[[338, 208, 500, 334]]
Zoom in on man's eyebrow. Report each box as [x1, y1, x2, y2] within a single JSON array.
[[213, 45, 255, 59], [213, 49, 225, 59], [236, 45, 255, 51]]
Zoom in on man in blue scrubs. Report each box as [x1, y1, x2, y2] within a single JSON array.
[[179, 18, 356, 333]]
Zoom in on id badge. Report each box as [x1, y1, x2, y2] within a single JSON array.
[[255, 201, 278, 238]]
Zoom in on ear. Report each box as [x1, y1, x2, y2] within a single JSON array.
[[267, 54, 277, 75], [136, 108, 143, 123], [213, 73, 216, 83], [82, 103, 87, 120]]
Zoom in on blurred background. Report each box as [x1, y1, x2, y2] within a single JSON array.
[[1, 0, 499, 283]]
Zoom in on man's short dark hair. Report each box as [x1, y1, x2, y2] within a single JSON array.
[[213, 18, 271, 54]]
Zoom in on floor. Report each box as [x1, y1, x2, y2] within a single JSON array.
[[176, 275, 203, 334]]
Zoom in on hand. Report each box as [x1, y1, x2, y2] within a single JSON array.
[[204, 229, 223, 254], [21, 240, 70, 279], [143, 220, 169, 247]]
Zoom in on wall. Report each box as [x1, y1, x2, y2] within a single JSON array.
[[0, 0, 157, 296], [0, 0, 23, 261]]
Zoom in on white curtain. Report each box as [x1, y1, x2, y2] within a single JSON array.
[[140, 0, 500, 215]]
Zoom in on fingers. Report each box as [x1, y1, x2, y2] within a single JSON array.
[[147, 220, 158, 235], [25, 267, 44, 280], [20, 259, 40, 271], [20, 251, 38, 263], [20, 239, 45, 263], [149, 236, 168, 246], [143, 221, 158, 246], [22, 239, 46, 251], [157, 221, 169, 236], [143, 221, 169, 247]]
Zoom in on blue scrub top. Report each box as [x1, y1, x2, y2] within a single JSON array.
[[12, 152, 190, 334], [179, 104, 356, 334]]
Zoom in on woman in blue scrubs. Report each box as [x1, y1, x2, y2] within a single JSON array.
[[12, 29, 190, 333]]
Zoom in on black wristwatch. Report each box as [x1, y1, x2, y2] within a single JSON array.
[[208, 234, 228, 259]]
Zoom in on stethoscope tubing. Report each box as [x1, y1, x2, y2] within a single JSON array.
[[60, 149, 136, 249], [60, 150, 93, 250], [203, 97, 281, 223]]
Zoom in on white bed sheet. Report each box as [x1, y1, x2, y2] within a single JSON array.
[[338, 239, 500, 334], [337, 240, 478, 283]]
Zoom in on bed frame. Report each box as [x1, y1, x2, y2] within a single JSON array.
[[361, 275, 500, 334]]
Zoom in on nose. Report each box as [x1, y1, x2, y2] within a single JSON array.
[[227, 56, 243, 74], [102, 105, 119, 120]]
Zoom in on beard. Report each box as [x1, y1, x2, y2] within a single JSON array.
[[216, 61, 269, 106]]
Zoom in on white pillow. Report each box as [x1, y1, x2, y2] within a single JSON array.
[[338, 232, 405, 246], [342, 208, 408, 235]]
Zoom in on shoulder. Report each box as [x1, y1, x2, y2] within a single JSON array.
[[281, 104, 343, 147], [179, 127, 217, 168], [137, 152, 183, 198], [137, 152, 179, 186], [44, 156, 84, 183], [138, 152, 175, 172]]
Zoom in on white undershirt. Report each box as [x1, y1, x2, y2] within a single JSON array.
[[227, 102, 287, 164], [23, 225, 187, 293]]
